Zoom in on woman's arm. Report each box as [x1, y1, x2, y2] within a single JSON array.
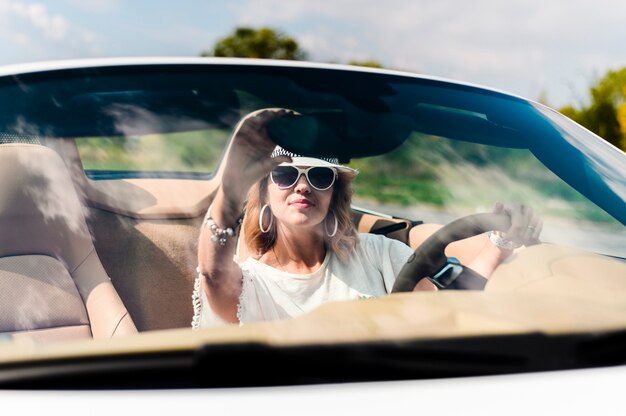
[[409, 202, 543, 291], [197, 109, 293, 323], [467, 202, 543, 278]]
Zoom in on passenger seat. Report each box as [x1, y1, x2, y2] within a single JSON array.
[[0, 144, 137, 343]]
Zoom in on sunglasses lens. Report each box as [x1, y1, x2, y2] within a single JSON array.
[[308, 167, 335, 190], [271, 166, 299, 188]]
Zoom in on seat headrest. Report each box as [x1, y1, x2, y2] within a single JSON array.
[[0, 144, 95, 270]]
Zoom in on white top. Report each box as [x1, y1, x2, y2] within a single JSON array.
[[192, 233, 414, 327]]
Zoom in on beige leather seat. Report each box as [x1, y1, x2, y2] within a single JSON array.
[[0, 144, 137, 342]]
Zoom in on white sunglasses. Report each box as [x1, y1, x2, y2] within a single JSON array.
[[270, 166, 337, 191]]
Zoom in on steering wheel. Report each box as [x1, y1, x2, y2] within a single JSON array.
[[391, 213, 511, 293]]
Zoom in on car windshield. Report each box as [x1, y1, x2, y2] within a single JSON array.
[[0, 60, 625, 388]]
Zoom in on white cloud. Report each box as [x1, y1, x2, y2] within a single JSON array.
[[1, 1, 68, 39], [234, 0, 626, 106], [236, 1, 334, 23], [0, 0, 96, 63], [60, 0, 120, 14], [299, 31, 364, 63], [0, 0, 623, 108]]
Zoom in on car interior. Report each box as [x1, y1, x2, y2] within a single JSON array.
[[0, 130, 496, 342], [0, 142, 137, 342], [1, 65, 625, 350]]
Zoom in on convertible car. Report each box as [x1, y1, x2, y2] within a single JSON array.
[[0, 58, 625, 388]]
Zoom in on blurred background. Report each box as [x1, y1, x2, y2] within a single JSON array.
[[1, 0, 624, 152]]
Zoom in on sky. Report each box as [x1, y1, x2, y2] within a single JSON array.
[[0, 0, 625, 108]]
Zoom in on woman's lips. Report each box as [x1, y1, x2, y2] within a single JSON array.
[[290, 198, 314, 208]]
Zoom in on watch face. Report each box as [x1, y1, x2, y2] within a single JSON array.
[[431, 259, 464, 288]]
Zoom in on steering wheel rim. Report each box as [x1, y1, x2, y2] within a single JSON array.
[[391, 213, 511, 293]]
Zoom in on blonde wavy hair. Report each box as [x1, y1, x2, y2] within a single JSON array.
[[242, 169, 359, 262]]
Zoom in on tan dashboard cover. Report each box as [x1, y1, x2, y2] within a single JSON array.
[[1, 244, 625, 364]]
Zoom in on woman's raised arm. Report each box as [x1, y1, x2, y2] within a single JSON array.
[[197, 108, 293, 322]]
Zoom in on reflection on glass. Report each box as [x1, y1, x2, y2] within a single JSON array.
[[76, 128, 230, 177], [352, 133, 626, 257]]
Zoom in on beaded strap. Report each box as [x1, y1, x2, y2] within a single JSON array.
[[488, 231, 522, 250], [205, 205, 243, 246], [191, 270, 202, 329]]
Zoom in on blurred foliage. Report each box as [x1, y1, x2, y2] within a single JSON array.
[[351, 133, 614, 224], [348, 60, 384, 69], [560, 68, 626, 151], [76, 129, 230, 173], [202, 27, 307, 60], [75, 129, 614, 225]]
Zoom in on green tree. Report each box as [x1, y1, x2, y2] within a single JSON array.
[[561, 68, 626, 151], [202, 27, 307, 60], [349, 60, 384, 69]]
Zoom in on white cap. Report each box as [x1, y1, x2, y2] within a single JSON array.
[[271, 146, 357, 173]]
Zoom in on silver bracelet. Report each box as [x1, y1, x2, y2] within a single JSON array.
[[205, 205, 243, 246], [488, 231, 522, 250]]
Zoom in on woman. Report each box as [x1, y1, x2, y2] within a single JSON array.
[[193, 109, 542, 327]]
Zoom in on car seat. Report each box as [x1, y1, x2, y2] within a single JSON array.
[[0, 143, 137, 342]]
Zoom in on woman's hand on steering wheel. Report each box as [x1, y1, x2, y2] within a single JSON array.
[[391, 205, 544, 293], [492, 202, 543, 248]]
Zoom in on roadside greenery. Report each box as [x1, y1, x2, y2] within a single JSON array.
[[76, 127, 614, 225], [559, 68, 626, 152], [350, 133, 614, 224], [201, 27, 306, 60], [76, 129, 229, 173]]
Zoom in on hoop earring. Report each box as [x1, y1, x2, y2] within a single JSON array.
[[325, 212, 338, 238], [259, 204, 273, 233]]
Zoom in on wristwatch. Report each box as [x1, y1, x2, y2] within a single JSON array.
[[427, 257, 488, 290]]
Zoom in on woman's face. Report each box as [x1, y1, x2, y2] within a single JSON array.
[[266, 166, 334, 232]]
